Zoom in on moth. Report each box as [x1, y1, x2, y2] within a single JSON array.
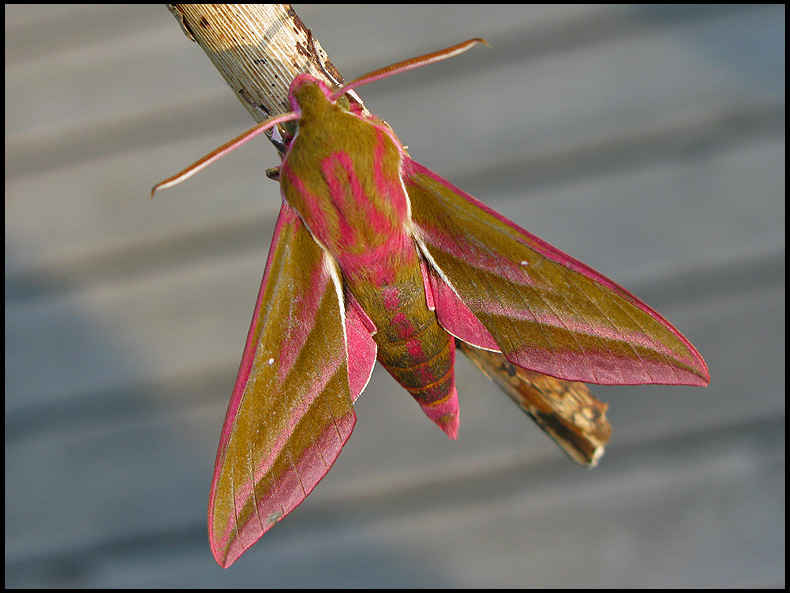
[[154, 39, 709, 567]]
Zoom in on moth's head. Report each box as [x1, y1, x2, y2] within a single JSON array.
[[288, 74, 334, 112], [288, 74, 360, 118]]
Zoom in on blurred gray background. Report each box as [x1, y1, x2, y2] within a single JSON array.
[[5, 4, 784, 587]]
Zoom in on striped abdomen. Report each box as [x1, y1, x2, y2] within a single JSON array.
[[346, 249, 460, 439]]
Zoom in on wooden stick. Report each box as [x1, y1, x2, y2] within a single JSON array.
[[166, 4, 346, 129]]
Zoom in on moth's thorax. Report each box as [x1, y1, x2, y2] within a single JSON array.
[[280, 81, 413, 284]]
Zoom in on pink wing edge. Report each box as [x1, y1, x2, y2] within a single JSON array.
[[208, 201, 377, 567], [405, 159, 709, 387]]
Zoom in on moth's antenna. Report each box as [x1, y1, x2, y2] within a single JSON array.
[[152, 111, 299, 197], [330, 38, 487, 101]]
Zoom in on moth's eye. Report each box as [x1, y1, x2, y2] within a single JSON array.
[[336, 95, 351, 111]]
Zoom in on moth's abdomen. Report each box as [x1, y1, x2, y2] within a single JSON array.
[[351, 261, 460, 439], [379, 302, 458, 438]]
